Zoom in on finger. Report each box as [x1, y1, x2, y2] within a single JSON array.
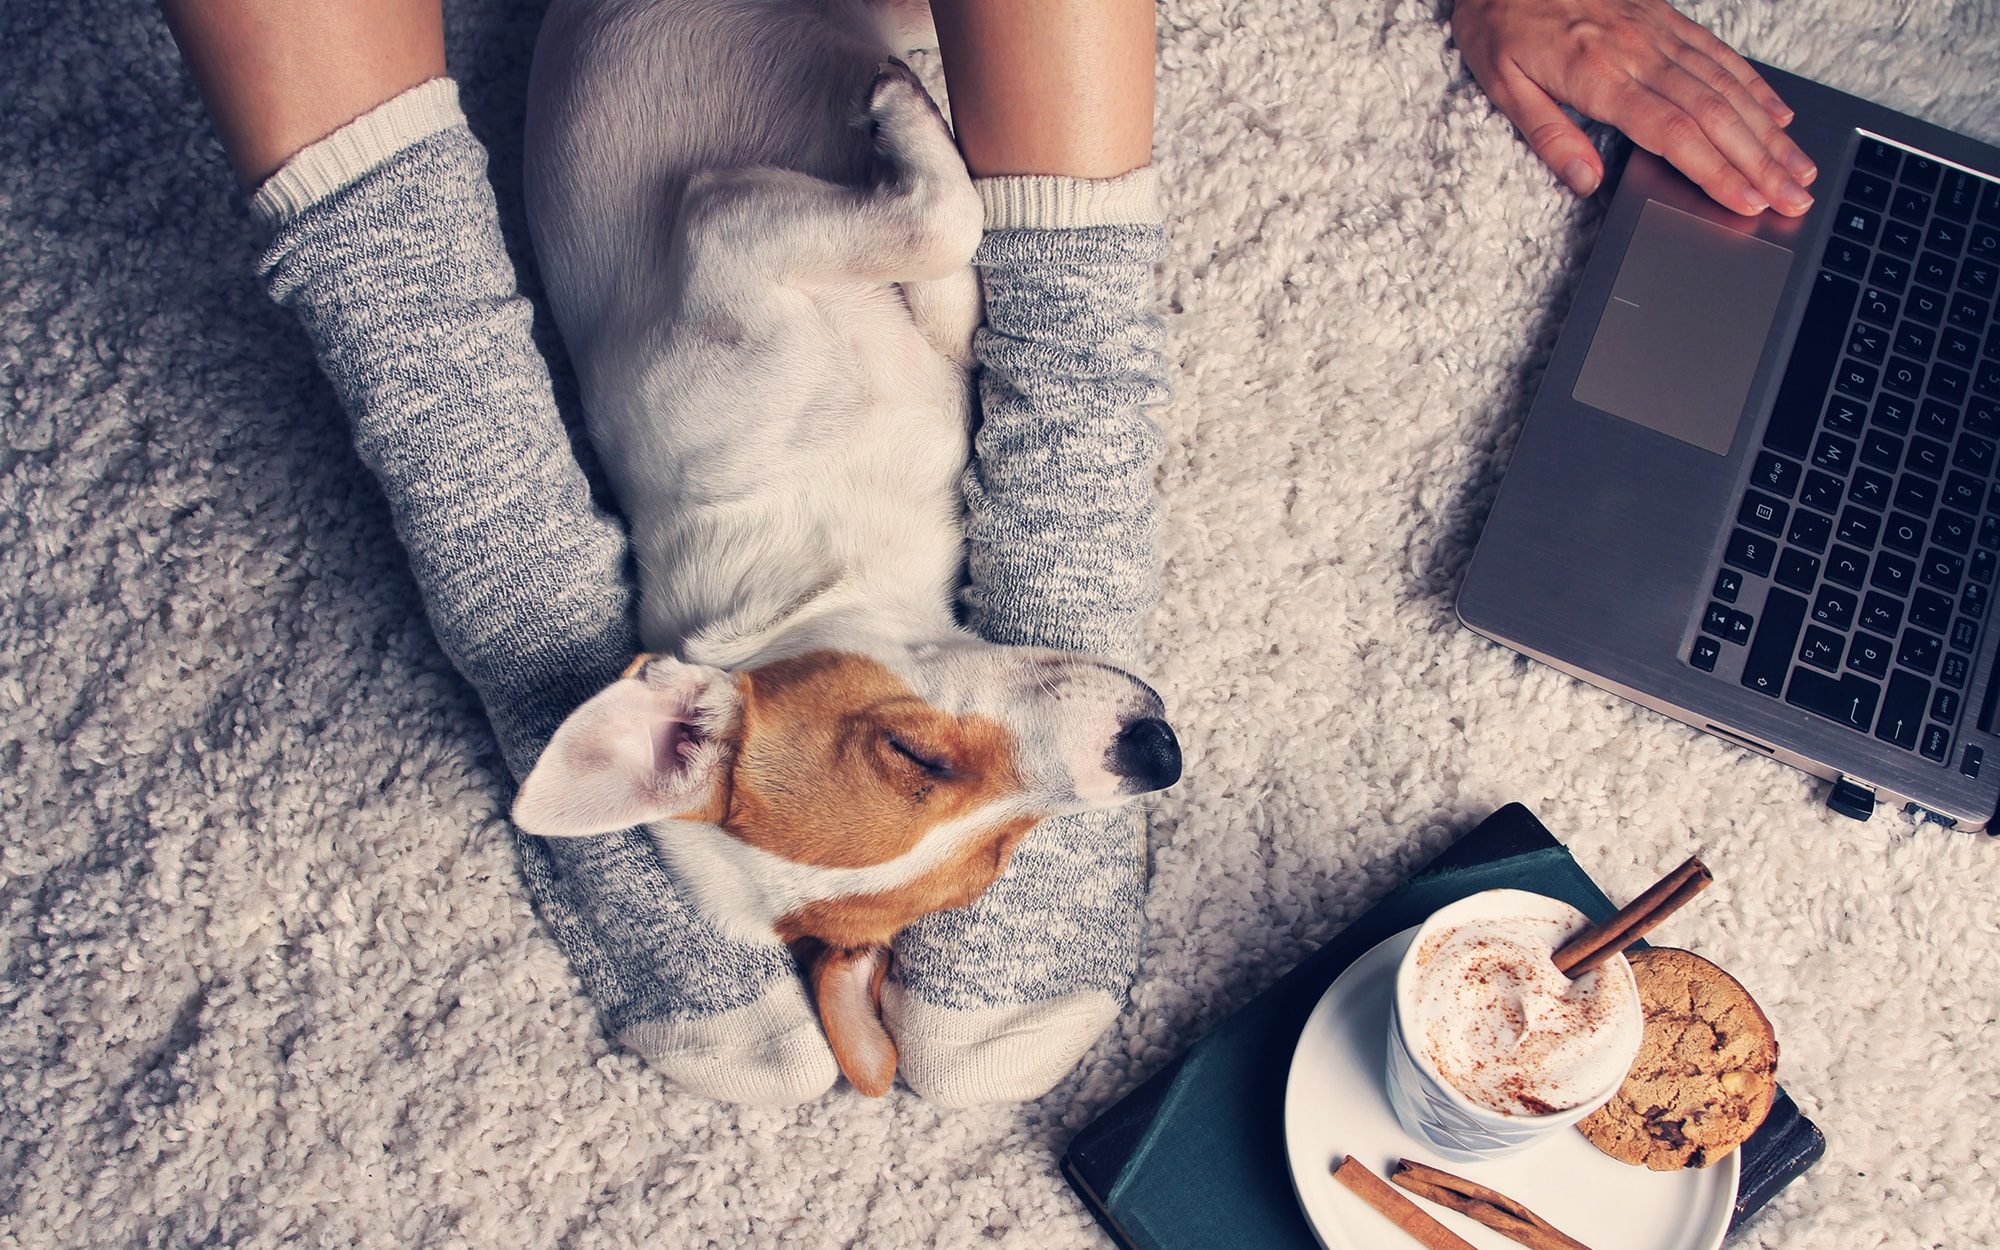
[[1673, 41, 1817, 186], [1488, 65, 1605, 196], [1596, 72, 1768, 215], [1653, 57, 1813, 214], [1663, 10, 1795, 126]]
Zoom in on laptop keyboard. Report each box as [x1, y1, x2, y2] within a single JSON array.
[[1691, 134, 2000, 777]]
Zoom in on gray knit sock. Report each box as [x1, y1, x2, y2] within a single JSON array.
[[885, 171, 1169, 1105], [253, 81, 835, 1104]]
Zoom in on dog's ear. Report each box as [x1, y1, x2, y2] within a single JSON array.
[[512, 656, 741, 838], [805, 942, 897, 1097]]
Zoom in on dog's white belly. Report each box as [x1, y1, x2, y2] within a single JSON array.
[[600, 280, 973, 666]]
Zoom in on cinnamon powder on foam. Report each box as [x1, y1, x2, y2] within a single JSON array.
[[1412, 914, 1641, 1117]]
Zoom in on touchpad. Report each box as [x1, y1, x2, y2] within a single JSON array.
[[1572, 199, 1794, 455]]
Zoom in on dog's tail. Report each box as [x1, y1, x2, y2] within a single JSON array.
[[805, 942, 898, 1097]]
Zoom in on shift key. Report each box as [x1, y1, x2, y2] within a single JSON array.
[[1786, 666, 1881, 732], [1741, 588, 1807, 696]]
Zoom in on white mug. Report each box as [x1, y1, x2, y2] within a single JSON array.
[[1386, 889, 1640, 1162]]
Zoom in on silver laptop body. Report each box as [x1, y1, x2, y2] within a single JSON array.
[[1460, 62, 2000, 830]]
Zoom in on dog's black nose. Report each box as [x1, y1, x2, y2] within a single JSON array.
[[1111, 716, 1182, 793]]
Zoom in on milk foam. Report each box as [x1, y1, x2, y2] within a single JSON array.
[[1411, 913, 1642, 1116]]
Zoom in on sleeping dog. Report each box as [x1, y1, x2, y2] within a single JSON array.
[[514, 0, 1180, 1096]]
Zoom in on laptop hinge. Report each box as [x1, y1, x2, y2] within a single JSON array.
[[1826, 777, 1877, 822]]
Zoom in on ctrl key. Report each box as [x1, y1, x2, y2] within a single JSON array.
[[1690, 635, 1723, 672]]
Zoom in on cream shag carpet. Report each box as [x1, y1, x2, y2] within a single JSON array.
[[5, 1, 1998, 1246]]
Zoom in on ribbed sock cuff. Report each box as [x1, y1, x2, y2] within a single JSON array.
[[250, 78, 466, 228], [975, 167, 1162, 230]]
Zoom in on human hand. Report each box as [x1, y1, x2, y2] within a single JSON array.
[[1451, 0, 1816, 217]]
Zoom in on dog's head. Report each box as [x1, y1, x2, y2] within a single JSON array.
[[512, 641, 1180, 1095]]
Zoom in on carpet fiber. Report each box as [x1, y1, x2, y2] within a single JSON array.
[[5, 1, 1998, 1246]]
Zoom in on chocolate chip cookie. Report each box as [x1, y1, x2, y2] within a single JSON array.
[[1578, 947, 1778, 1170]]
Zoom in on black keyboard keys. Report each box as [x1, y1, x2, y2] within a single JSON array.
[[1812, 585, 1857, 630], [1799, 626, 1844, 671], [1704, 601, 1754, 645], [1775, 548, 1820, 593], [1725, 528, 1776, 577], [1742, 588, 1806, 696], [1848, 631, 1894, 678], [1787, 666, 1880, 732], [1766, 272, 1860, 457], [1898, 628, 1943, 675], [1828, 545, 1871, 588], [1877, 671, 1930, 748]]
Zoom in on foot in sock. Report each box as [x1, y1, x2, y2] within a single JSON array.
[[252, 81, 835, 1103], [885, 181, 1171, 1104]]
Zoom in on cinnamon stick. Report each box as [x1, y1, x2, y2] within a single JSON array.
[[1552, 855, 1711, 979], [1391, 1159, 1596, 1250], [1331, 1156, 1477, 1250]]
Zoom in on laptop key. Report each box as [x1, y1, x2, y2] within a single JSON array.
[[1971, 549, 1996, 585], [1934, 687, 1963, 723], [1787, 508, 1831, 553], [1883, 356, 1925, 397], [1870, 254, 1911, 291], [1870, 550, 1913, 593], [1883, 511, 1926, 554], [1829, 545, 1871, 588], [1765, 271, 1860, 457], [1812, 585, 1857, 630], [1787, 665, 1880, 731], [1962, 581, 1989, 619], [1921, 724, 1952, 762], [1927, 218, 1967, 255], [1800, 470, 1844, 512], [1752, 451, 1802, 496], [1848, 168, 1892, 210], [1882, 221, 1924, 260], [1826, 395, 1868, 435], [1980, 180, 2000, 225], [1836, 360, 1879, 398], [1916, 251, 1957, 291], [1823, 237, 1870, 278], [1858, 285, 1901, 324], [1906, 435, 1950, 477], [1835, 202, 1882, 243], [1714, 568, 1744, 602], [1738, 490, 1789, 536], [1898, 628, 1943, 675], [1981, 515, 2000, 550], [1848, 321, 1890, 362], [1903, 156, 1942, 193], [1877, 671, 1930, 749], [1775, 548, 1820, 593], [1861, 428, 1903, 469], [1962, 257, 1997, 299], [1906, 287, 1947, 326], [1724, 528, 1776, 577], [1938, 170, 1980, 222], [1922, 551, 1965, 593], [1972, 222, 2000, 260], [1978, 361, 2000, 400], [1932, 365, 1970, 406], [1860, 592, 1903, 635], [1848, 631, 1894, 678], [1891, 186, 1932, 224], [1814, 431, 1858, 472], [1951, 617, 1980, 651], [1849, 467, 1893, 509], [1741, 589, 1807, 696], [1895, 322, 1937, 361], [1918, 400, 1961, 441], [1972, 400, 2000, 439], [1943, 651, 1971, 688], [1949, 293, 1991, 331], [1690, 635, 1722, 672], [1799, 626, 1844, 671], [1912, 588, 1954, 631], [1836, 507, 1881, 547], [1895, 474, 1939, 516], [1855, 139, 1901, 177], [1942, 471, 1982, 513], [1933, 508, 1975, 552], [1873, 393, 1916, 432]]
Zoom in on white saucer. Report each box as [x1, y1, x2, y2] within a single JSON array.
[[1283, 928, 1737, 1250]]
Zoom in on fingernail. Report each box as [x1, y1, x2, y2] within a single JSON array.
[[1564, 159, 1601, 196], [1744, 193, 1769, 214], [1785, 152, 1818, 184], [1779, 182, 1814, 214]]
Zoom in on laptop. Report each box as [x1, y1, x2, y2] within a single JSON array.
[[1460, 61, 2000, 831]]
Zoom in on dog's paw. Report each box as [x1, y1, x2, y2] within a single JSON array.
[[865, 59, 952, 161]]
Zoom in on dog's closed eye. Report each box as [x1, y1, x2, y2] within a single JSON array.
[[882, 730, 951, 778]]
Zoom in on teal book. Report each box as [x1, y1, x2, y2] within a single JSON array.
[[1063, 804, 1824, 1249]]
